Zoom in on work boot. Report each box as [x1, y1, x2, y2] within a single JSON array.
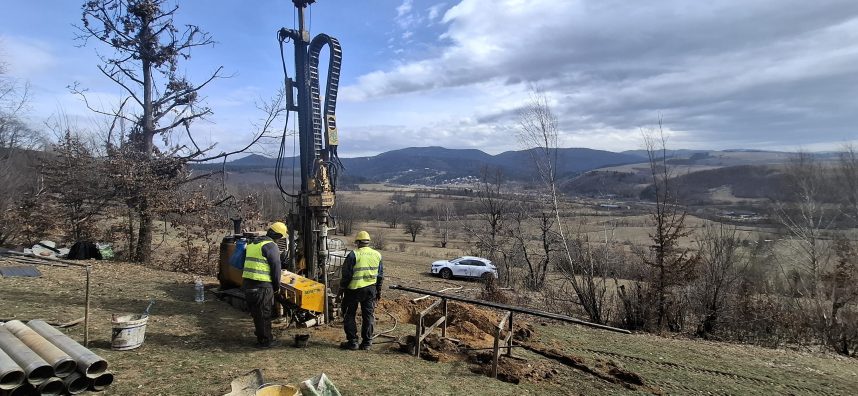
[[255, 340, 281, 349], [359, 343, 372, 351], [339, 341, 359, 350]]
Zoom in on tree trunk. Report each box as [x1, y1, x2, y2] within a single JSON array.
[[134, 201, 153, 263]]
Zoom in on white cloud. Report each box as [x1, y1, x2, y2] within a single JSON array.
[[427, 3, 446, 21], [340, 0, 858, 152], [0, 35, 57, 78], [396, 0, 413, 18]]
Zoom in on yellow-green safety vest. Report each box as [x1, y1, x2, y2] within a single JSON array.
[[348, 247, 382, 290], [242, 240, 274, 282]]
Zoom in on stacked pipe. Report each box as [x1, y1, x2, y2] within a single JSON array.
[[0, 320, 112, 395]]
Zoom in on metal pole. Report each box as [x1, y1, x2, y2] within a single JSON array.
[[84, 265, 91, 347], [389, 284, 631, 334]]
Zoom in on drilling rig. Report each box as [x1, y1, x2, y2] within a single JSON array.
[[215, 0, 343, 327], [277, 0, 344, 324]]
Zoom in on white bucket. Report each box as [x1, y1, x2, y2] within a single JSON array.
[[111, 314, 148, 350]]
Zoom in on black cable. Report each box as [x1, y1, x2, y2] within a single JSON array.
[[276, 31, 299, 199]]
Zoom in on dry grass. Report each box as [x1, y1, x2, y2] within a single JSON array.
[[2, 259, 856, 395]]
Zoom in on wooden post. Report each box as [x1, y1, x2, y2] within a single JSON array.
[[492, 311, 510, 379], [84, 265, 91, 347], [507, 311, 513, 357], [415, 313, 422, 358], [441, 298, 447, 338]]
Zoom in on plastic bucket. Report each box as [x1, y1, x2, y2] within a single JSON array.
[[111, 314, 148, 350], [293, 334, 310, 348], [255, 384, 300, 396]]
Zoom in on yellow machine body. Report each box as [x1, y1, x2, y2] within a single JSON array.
[[280, 271, 325, 313]]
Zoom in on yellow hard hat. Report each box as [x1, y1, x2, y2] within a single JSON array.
[[355, 230, 371, 242], [269, 222, 288, 237]]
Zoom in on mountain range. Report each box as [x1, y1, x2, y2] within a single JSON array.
[[216, 146, 648, 185]]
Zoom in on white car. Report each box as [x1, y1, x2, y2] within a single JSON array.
[[430, 256, 498, 280]]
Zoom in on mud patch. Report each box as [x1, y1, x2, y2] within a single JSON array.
[[467, 352, 559, 384], [520, 342, 656, 392]]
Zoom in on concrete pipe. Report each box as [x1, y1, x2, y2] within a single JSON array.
[[90, 371, 114, 392], [0, 327, 53, 385], [62, 371, 89, 395], [26, 320, 107, 378], [0, 346, 25, 390], [3, 321, 76, 378], [36, 376, 63, 396]]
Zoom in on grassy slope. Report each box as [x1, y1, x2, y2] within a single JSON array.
[[1, 253, 856, 395]]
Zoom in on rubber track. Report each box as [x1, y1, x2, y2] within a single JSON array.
[[563, 346, 833, 395]]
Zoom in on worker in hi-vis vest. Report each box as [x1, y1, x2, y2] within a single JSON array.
[[339, 230, 384, 350], [242, 222, 287, 348]]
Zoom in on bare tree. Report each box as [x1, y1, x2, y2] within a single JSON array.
[[693, 221, 747, 338], [332, 198, 360, 236], [774, 151, 835, 297], [403, 219, 424, 242], [517, 89, 618, 323], [508, 200, 556, 290], [825, 238, 858, 355], [41, 131, 117, 241], [635, 125, 698, 331], [432, 204, 453, 248], [75, 0, 283, 262], [474, 166, 508, 257], [836, 144, 858, 225], [382, 203, 403, 229], [0, 56, 43, 246]]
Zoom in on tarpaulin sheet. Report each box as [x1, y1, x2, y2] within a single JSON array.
[[0, 265, 42, 278]]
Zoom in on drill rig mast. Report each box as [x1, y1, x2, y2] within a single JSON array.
[[278, 0, 343, 323]]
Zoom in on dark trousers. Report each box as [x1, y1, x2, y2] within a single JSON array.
[[245, 287, 274, 345], [342, 286, 376, 346]]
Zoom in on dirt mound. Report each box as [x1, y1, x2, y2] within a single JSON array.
[[378, 296, 535, 351], [468, 352, 559, 384]]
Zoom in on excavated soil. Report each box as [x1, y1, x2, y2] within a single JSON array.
[[378, 296, 652, 390]]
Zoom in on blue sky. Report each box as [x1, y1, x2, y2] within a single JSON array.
[[3, 0, 858, 157]]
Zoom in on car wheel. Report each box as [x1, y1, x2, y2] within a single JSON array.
[[440, 268, 452, 280], [481, 272, 494, 280]]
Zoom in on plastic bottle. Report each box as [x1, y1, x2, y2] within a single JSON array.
[[194, 277, 205, 303]]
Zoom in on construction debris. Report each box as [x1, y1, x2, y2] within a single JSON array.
[[25, 241, 69, 259], [299, 373, 341, 396]]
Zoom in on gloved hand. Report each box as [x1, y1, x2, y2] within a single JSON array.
[[375, 291, 381, 301]]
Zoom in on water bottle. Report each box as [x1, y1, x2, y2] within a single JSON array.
[[194, 277, 205, 303]]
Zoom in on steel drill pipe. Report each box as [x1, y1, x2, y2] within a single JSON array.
[[62, 371, 89, 395], [36, 376, 63, 395], [0, 382, 34, 396], [0, 326, 53, 385], [90, 371, 113, 392], [3, 321, 76, 378], [389, 284, 632, 334], [0, 346, 24, 390], [25, 320, 107, 378]]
